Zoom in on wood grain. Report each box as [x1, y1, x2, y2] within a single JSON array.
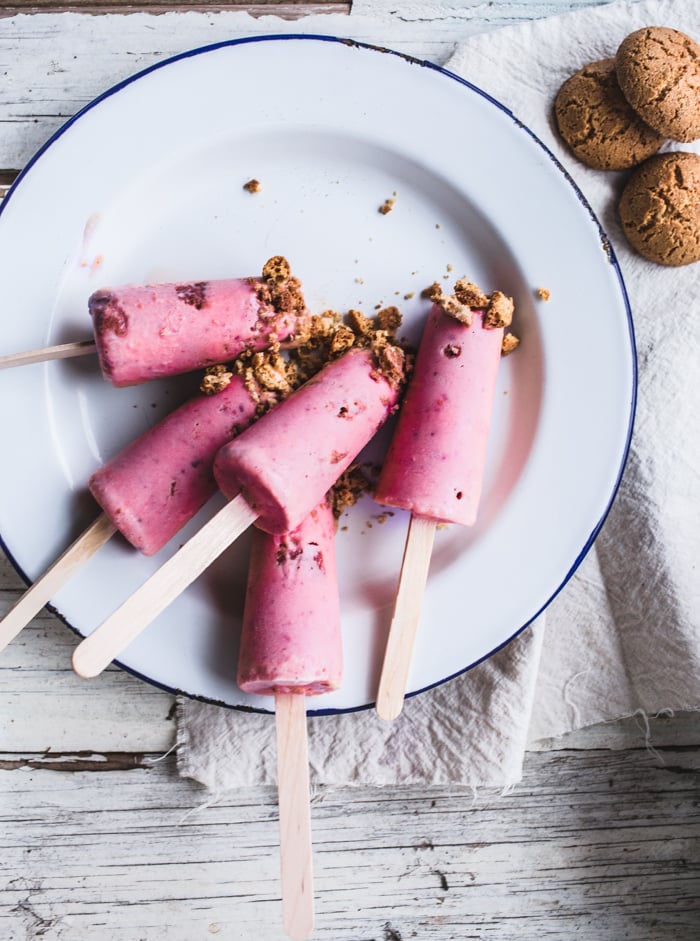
[[0, 338, 96, 369], [0, 562, 176, 752], [275, 692, 314, 940], [376, 515, 436, 721], [0, 1, 615, 171], [1, 743, 698, 940], [0, 1, 348, 14]]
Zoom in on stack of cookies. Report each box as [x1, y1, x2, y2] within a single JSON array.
[[554, 26, 700, 266]]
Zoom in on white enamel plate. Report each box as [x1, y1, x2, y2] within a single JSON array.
[[0, 36, 635, 713]]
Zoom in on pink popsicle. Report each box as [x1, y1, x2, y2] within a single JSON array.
[[238, 497, 342, 938], [89, 376, 260, 556], [238, 498, 342, 696], [0, 376, 263, 653], [214, 345, 405, 534], [70, 342, 408, 681], [373, 280, 514, 720], [375, 307, 504, 524], [90, 257, 307, 386]]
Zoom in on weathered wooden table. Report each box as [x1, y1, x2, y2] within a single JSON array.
[[1, 2, 699, 938]]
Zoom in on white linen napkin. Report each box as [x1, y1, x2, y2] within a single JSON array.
[[177, 0, 700, 791]]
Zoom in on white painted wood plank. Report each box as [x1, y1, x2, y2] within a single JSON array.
[[0, 2, 612, 168], [4, 1, 347, 11], [1, 554, 176, 754], [1, 744, 698, 940]]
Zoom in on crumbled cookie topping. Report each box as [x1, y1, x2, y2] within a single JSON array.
[[537, 287, 551, 301], [200, 291, 410, 403], [501, 333, 521, 356], [331, 463, 376, 519], [425, 277, 515, 331], [246, 352, 294, 395], [346, 308, 374, 338], [256, 255, 308, 319], [454, 279, 489, 309], [243, 179, 261, 194], [379, 197, 396, 215], [290, 310, 345, 385], [312, 305, 409, 390], [329, 324, 356, 357], [201, 364, 234, 395], [374, 341, 408, 390], [425, 281, 475, 325], [228, 348, 291, 411], [262, 256, 290, 284], [483, 290, 515, 329], [376, 305, 402, 334]]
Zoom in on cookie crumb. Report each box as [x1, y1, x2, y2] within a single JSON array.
[[454, 279, 490, 309], [483, 290, 514, 329], [200, 364, 233, 395], [537, 287, 551, 301], [501, 333, 521, 356], [374, 341, 408, 390], [255, 256, 308, 326], [346, 308, 374, 337], [262, 255, 291, 284], [379, 198, 396, 215], [331, 464, 375, 518], [425, 278, 515, 331], [329, 324, 356, 356], [376, 306, 402, 334], [425, 281, 473, 325], [243, 179, 261, 194]]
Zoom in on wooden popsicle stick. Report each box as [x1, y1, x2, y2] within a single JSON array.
[[0, 513, 117, 653], [71, 493, 259, 679], [275, 691, 314, 941], [0, 339, 97, 370], [375, 514, 437, 721]]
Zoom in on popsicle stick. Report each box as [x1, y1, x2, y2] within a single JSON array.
[[0, 513, 117, 653], [376, 514, 437, 721], [0, 339, 96, 369], [71, 493, 259, 679], [275, 691, 314, 941]]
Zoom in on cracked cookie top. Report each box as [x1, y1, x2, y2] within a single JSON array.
[[616, 27, 700, 143], [554, 58, 664, 170]]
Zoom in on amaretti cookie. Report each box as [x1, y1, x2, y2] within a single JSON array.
[[554, 58, 664, 169], [618, 152, 700, 266], [616, 27, 700, 143]]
